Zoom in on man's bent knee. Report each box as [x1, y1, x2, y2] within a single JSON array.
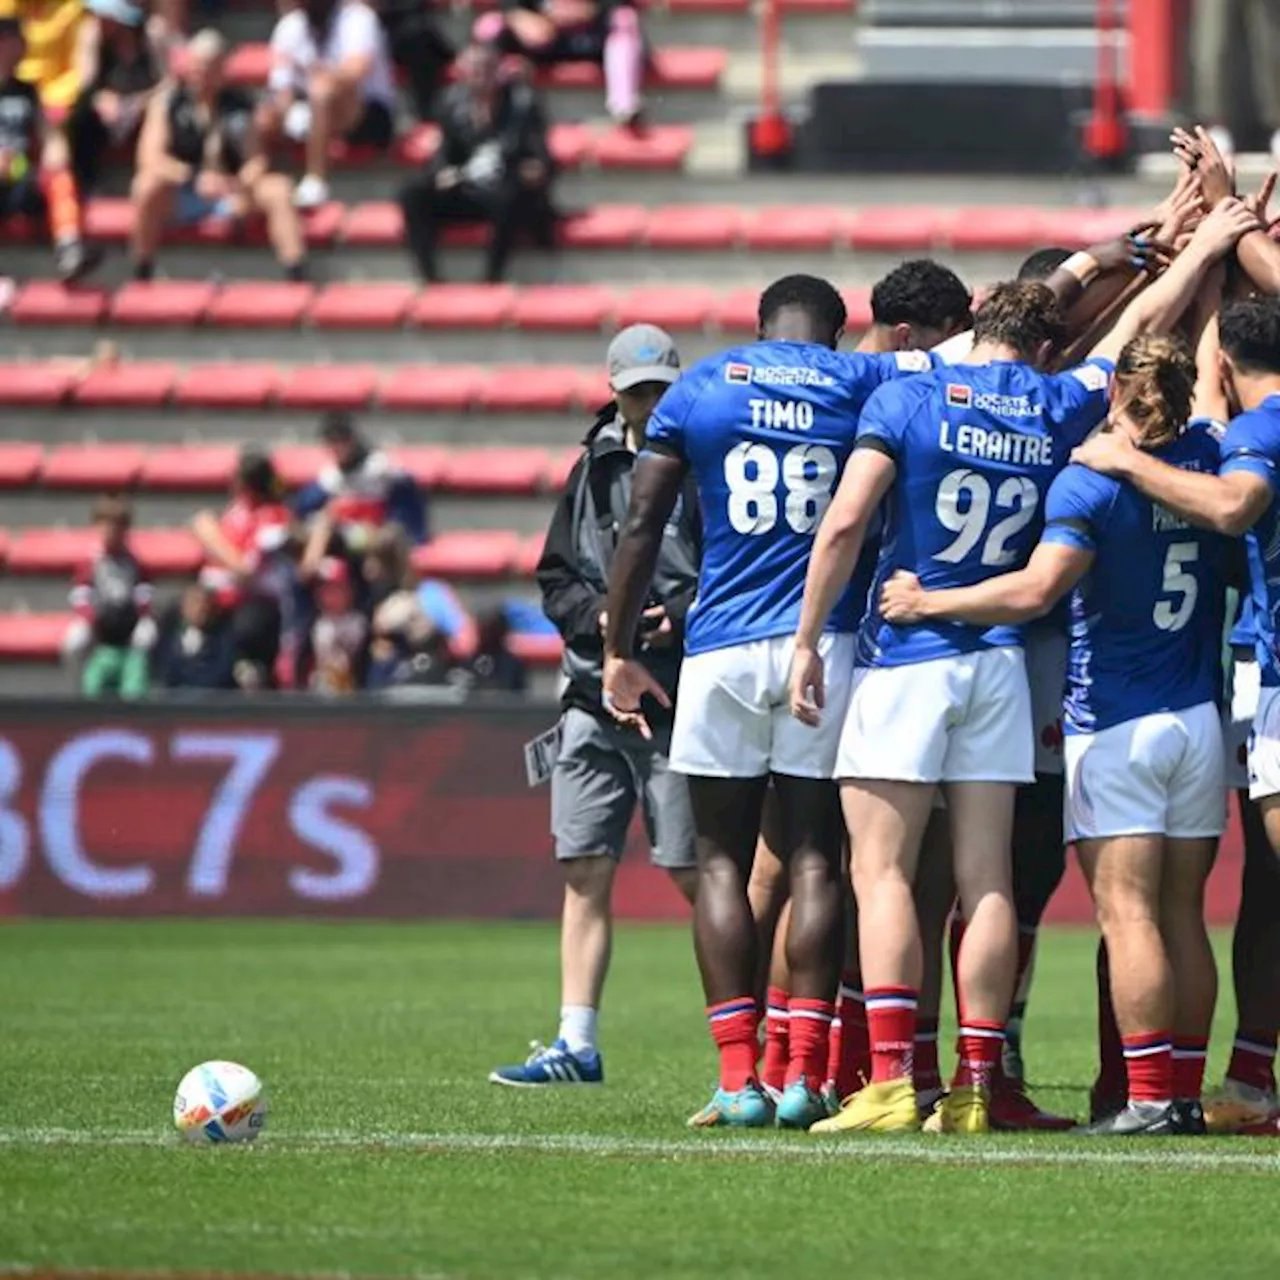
[[563, 853, 616, 901]]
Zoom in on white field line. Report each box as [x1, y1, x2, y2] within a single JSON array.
[[0, 1127, 1278, 1172]]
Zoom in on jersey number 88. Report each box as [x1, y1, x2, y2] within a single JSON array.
[[724, 442, 838, 536]]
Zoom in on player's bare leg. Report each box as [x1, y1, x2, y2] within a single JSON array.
[[773, 773, 845, 1126], [811, 779, 933, 1134], [1161, 836, 1218, 1126], [937, 781, 1017, 1133], [1078, 836, 1188, 1135], [687, 774, 774, 1127]]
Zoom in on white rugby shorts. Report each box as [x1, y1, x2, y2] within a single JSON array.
[[1064, 700, 1226, 842], [1224, 655, 1259, 793], [836, 645, 1034, 784], [1027, 626, 1067, 778], [1248, 684, 1280, 801], [670, 633, 855, 779]]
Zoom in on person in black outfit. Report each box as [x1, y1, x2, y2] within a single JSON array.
[[130, 28, 307, 280], [155, 583, 238, 692], [66, 0, 162, 206], [0, 18, 44, 226], [375, 0, 453, 121], [397, 39, 556, 283]]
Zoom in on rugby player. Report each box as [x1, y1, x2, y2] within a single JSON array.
[[601, 274, 937, 1129], [1073, 291, 1280, 1136], [879, 332, 1228, 1136]]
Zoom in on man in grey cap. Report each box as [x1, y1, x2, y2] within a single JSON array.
[[490, 324, 701, 1086]]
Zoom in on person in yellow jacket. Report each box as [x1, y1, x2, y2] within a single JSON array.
[[0, 0, 101, 280]]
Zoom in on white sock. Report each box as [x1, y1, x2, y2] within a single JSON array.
[[558, 1005, 598, 1056]]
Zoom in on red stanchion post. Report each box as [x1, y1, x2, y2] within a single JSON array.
[[1083, 0, 1128, 160], [1128, 0, 1178, 120], [749, 0, 792, 158]]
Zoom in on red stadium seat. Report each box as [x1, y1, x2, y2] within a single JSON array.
[[130, 528, 205, 575], [41, 443, 146, 490], [509, 286, 613, 332], [278, 365, 379, 410], [139, 445, 240, 491], [378, 365, 487, 412], [714, 288, 762, 334], [542, 448, 580, 490], [309, 282, 416, 329], [548, 123, 593, 170], [508, 632, 563, 666], [394, 123, 440, 166], [667, 0, 748, 13], [945, 207, 1045, 252], [300, 202, 346, 248], [413, 531, 521, 579], [0, 212, 41, 243], [10, 282, 109, 326], [645, 47, 726, 89], [438, 448, 551, 496], [6, 529, 96, 574], [0, 612, 73, 660], [175, 363, 281, 409], [224, 41, 271, 87], [272, 445, 329, 490], [644, 205, 742, 250], [206, 282, 315, 329], [513, 532, 547, 577], [743, 206, 844, 252], [558, 205, 646, 249], [843, 288, 873, 330], [109, 281, 217, 326], [476, 367, 581, 413], [592, 125, 692, 171], [0, 444, 44, 488], [410, 284, 516, 330], [614, 285, 716, 331], [576, 369, 613, 409], [1037, 206, 1145, 251], [82, 197, 133, 242], [388, 446, 450, 487], [0, 363, 77, 405], [341, 201, 404, 246], [846, 206, 947, 251], [74, 363, 177, 408]]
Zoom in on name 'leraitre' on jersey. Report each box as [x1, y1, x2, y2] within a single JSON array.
[[854, 357, 1114, 669], [643, 342, 939, 656]]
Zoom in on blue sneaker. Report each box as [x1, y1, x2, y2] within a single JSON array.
[[488, 1039, 604, 1087], [776, 1080, 831, 1130], [687, 1082, 774, 1128]]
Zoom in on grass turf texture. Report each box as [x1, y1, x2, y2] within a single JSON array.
[[2, 921, 1279, 1280]]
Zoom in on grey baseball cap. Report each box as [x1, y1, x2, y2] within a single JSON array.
[[607, 324, 680, 391]]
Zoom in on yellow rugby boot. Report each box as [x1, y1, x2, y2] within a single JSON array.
[[934, 1084, 990, 1134], [809, 1078, 920, 1134]]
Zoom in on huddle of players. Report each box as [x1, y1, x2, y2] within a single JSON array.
[[600, 131, 1280, 1136]]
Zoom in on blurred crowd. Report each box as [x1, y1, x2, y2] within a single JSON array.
[[0, 0, 651, 283], [63, 413, 530, 698]]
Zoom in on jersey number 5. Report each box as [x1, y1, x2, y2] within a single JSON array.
[[934, 469, 1040, 567], [1153, 541, 1199, 632], [724, 442, 838, 536]]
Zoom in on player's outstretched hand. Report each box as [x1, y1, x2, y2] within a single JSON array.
[[1191, 195, 1261, 257], [878, 571, 929, 625], [1171, 126, 1235, 208], [602, 654, 670, 741], [788, 644, 825, 728], [1071, 427, 1139, 478], [1091, 224, 1173, 276]]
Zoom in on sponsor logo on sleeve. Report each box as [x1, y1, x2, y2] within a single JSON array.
[[945, 383, 973, 408], [1071, 363, 1111, 392], [725, 363, 753, 385]]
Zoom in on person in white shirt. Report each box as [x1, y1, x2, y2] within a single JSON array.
[[257, 0, 396, 209]]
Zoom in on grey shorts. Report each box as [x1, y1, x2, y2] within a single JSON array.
[[551, 707, 696, 869]]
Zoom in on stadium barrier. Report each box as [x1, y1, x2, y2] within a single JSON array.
[[0, 698, 1246, 922]]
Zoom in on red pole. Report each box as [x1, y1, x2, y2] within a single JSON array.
[[750, 0, 791, 157], [1128, 0, 1178, 119], [1083, 0, 1127, 159]]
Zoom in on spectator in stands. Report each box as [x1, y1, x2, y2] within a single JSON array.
[[1, 0, 102, 281], [1193, 0, 1280, 158], [296, 412, 426, 576], [66, 0, 163, 210], [309, 556, 368, 693], [63, 495, 156, 699], [397, 38, 555, 283], [475, 0, 644, 128], [155, 582, 238, 691], [130, 29, 308, 281], [190, 448, 296, 690], [0, 16, 45, 229], [375, 0, 453, 121], [257, 0, 397, 210], [466, 606, 527, 693]]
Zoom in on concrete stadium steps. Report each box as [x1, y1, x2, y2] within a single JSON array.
[[860, 0, 1112, 27]]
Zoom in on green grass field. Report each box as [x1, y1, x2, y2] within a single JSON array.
[[2, 920, 1278, 1280]]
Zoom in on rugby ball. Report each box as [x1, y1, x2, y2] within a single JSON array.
[[173, 1061, 267, 1144]]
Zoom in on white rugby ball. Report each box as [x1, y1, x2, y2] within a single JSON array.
[[173, 1060, 268, 1144]]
